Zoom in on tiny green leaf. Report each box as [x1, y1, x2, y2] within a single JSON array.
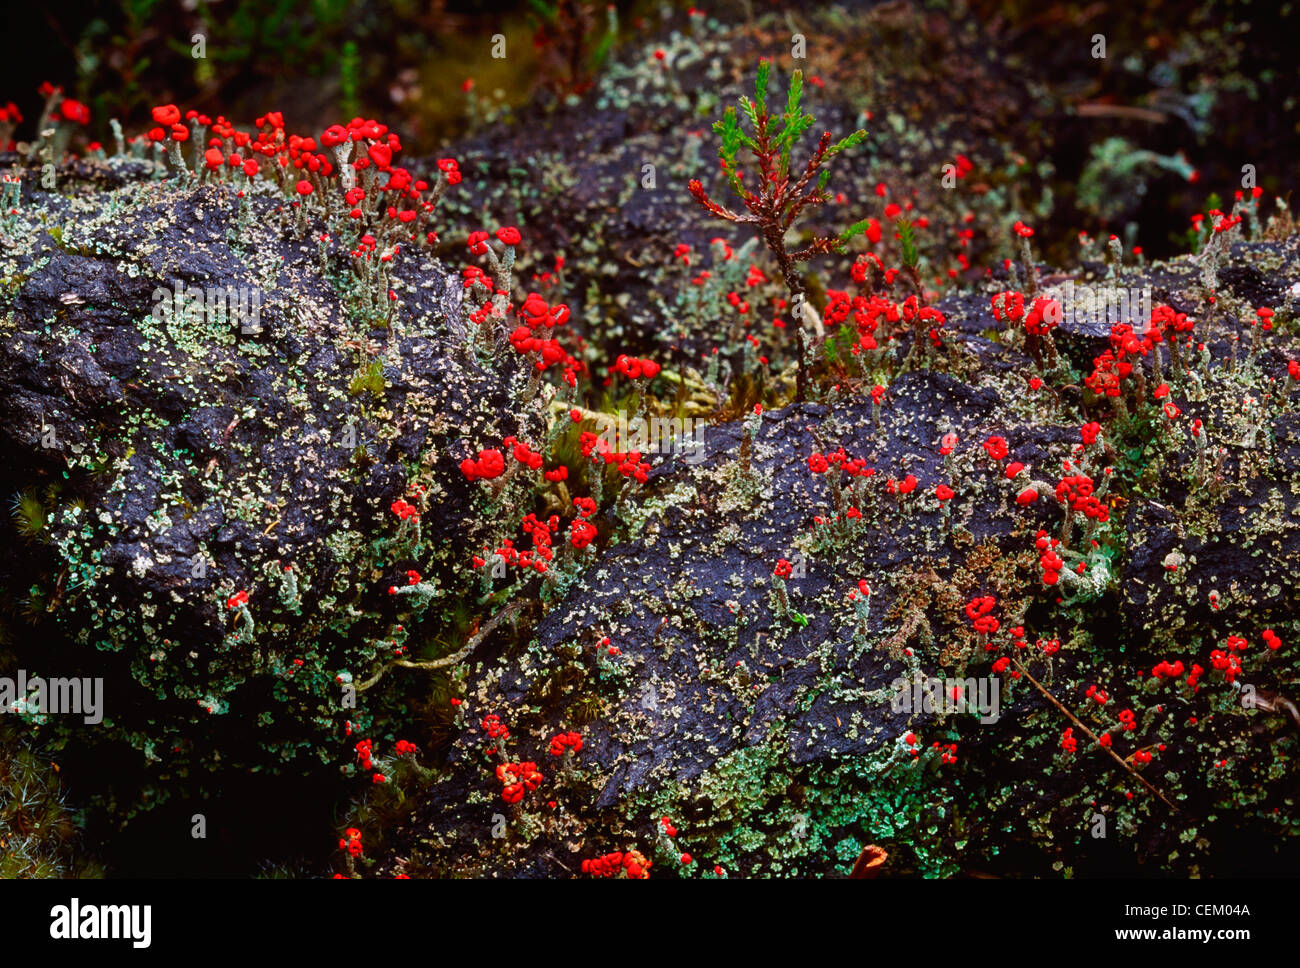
[[840, 218, 871, 241], [826, 129, 867, 157], [897, 218, 918, 268], [786, 69, 804, 122]]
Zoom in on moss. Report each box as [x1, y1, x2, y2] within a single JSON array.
[[0, 721, 103, 878]]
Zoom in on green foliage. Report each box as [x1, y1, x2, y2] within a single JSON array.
[[839, 218, 872, 245], [827, 129, 867, 158], [896, 218, 919, 268], [589, 6, 619, 76], [821, 319, 859, 365], [10, 490, 48, 542], [701, 64, 866, 253], [0, 721, 103, 879], [713, 108, 747, 194], [647, 726, 965, 877], [349, 359, 386, 399], [713, 66, 862, 201], [774, 71, 815, 172]]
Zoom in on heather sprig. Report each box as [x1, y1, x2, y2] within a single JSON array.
[[690, 64, 866, 401]]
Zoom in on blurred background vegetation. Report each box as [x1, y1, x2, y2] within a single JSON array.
[[0, 0, 654, 149], [0, 0, 1295, 262]]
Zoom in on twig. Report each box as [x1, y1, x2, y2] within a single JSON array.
[[356, 601, 524, 693], [544, 851, 574, 874], [1075, 103, 1169, 124]]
